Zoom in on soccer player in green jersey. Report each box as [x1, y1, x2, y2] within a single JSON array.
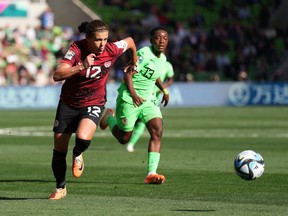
[[126, 60, 174, 153], [100, 26, 170, 184]]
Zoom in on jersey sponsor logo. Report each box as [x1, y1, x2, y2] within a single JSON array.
[[104, 61, 112, 68], [64, 50, 75, 60]]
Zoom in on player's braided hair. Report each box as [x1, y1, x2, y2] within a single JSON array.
[[78, 20, 109, 37]]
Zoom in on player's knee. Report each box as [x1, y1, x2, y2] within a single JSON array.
[[151, 129, 163, 141], [117, 134, 131, 145], [117, 130, 132, 145], [118, 137, 129, 145], [74, 137, 91, 154]]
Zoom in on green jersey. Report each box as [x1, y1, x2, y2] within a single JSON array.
[[118, 46, 167, 104]]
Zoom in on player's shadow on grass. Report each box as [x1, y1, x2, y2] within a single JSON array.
[[0, 197, 47, 200], [0, 179, 135, 185], [0, 179, 53, 200], [0, 179, 53, 183]]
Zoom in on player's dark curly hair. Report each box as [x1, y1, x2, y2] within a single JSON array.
[[78, 20, 109, 37]]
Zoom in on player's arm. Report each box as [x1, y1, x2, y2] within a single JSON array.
[[163, 61, 174, 89], [53, 54, 95, 82], [164, 76, 174, 88], [157, 76, 174, 94], [53, 63, 83, 82], [122, 37, 138, 66], [156, 78, 169, 107], [124, 68, 144, 107]]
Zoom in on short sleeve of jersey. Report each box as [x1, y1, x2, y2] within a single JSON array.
[[61, 43, 79, 66], [165, 61, 174, 78], [136, 47, 153, 70], [113, 40, 128, 53]]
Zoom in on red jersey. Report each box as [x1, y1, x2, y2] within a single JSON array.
[[59, 39, 127, 108]]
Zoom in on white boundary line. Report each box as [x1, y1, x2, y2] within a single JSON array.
[[1, 126, 288, 138]]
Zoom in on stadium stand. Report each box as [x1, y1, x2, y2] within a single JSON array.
[[81, 0, 288, 82]]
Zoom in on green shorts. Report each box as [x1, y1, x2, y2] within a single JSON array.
[[116, 98, 162, 132]]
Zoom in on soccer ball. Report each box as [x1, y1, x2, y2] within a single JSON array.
[[234, 150, 265, 180]]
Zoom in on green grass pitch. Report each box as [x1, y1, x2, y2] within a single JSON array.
[[0, 107, 288, 215]]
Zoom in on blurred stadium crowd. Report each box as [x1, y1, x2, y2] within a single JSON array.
[[0, 0, 287, 86]]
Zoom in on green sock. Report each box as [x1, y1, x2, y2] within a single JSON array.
[[107, 115, 117, 131], [128, 121, 146, 146], [147, 152, 160, 175]]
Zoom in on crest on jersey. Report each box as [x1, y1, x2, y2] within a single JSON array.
[[104, 61, 112, 68], [138, 56, 144, 64], [121, 117, 128, 125], [64, 50, 75, 60]]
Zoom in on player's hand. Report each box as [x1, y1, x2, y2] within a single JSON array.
[[131, 94, 145, 107], [83, 53, 96, 69], [123, 65, 138, 74], [161, 93, 169, 107]]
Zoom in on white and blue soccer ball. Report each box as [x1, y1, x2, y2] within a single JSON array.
[[234, 150, 265, 180]]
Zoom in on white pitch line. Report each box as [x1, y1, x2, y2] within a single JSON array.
[[1, 127, 288, 138]]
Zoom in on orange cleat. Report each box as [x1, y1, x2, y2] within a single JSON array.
[[49, 187, 67, 200], [144, 173, 166, 184], [72, 154, 84, 178]]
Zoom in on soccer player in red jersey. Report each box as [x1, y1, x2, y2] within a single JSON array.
[[49, 20, 138, 200]]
